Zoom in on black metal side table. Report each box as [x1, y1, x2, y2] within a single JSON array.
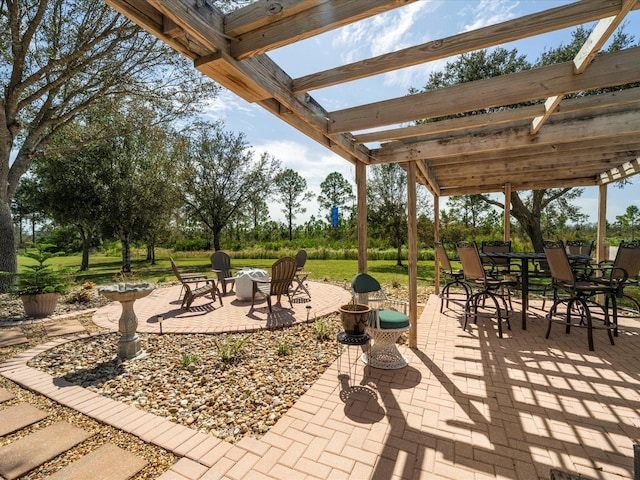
[[336, 332, 371, 385]]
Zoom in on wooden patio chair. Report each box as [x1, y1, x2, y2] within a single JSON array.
[[210, 250, 235, 296], [170, 257, 208, 301], [291, 249, 311, 299], [543, 240, 620, 351], [170, 257, 221, 310], [251, 256, 297, 312], [295, 249, 307, 271]]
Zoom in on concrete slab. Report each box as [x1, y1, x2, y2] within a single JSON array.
[[47, 443, 147, 480], [0, 388, 15, 403], [0, 328, 29, 347], [0, 421, 92, 480], [0, 402, 48, 436], [43, 319, 86, 337]]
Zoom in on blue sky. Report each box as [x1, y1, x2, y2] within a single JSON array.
[[203, 0, 640, 225]]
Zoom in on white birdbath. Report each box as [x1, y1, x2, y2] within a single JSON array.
[[98, 282, 156, 359]]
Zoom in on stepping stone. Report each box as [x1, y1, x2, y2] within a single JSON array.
[[0, 388, 15, 403], [0, 421, 92, 480], [43, 319, 86, 337], [0, 328, 29, 347], [47, 443, 147, 480], [0, 403, 48, 436]]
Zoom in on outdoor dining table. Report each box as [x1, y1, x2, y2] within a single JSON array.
[[481, 251, 591, 330]]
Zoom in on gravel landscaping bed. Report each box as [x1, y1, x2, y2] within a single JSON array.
[[28, 319, 344, 444], [0, 281, 431, 478]]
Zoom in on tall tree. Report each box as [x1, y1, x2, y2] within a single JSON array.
[[368, 163, 431, 266], [30, 103, 183, 271], [317, 171, 355, 227], [273, 168, 314, 241], [616, 205, 640, 240], [411, 26, 637, 251], [0, 0, 219, 278], [179, 122, 281, 251]]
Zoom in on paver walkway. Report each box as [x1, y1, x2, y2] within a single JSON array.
[[1, 283, 640, 479], [0, 387, 148, 480]]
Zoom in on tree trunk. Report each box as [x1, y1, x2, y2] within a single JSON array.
[[0, 202, 17, 291], [146, 244, 155, 265], [121, 231, 132, 273], [80, 227, 92, 271], [396, 243, 403, 267], [213, 228, 221, 252]]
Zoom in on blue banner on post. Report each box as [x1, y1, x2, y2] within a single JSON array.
[[331, 207, 339, 227]]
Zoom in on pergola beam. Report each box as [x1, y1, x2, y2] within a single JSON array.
[[329, 47, 640, 134], [358, 88, 640, 145], [292, 0, 638, 93], [372, 108, 640, 163], [228, 0, 414, 59], [530, 0, 637, 135]]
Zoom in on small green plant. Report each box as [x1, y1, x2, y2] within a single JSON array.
[[314, 317, 332, 341], [276, 342, 293, 356], [214, 336, 247, 363], [2, 244, 71, 296], [181, 352, 201, 368]]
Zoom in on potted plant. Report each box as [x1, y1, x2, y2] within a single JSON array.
[[2, 244, 71, 318], [338, 302, 371, 335]]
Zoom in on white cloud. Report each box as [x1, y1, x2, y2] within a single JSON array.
[[251, 139, 355, 222], [204, 91, 256, 119], [461, 0, 519, 31]]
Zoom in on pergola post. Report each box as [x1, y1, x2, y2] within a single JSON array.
[[434, 194, 441, 294], [597, 184, 607, 263], [504, 183, 511, 242], [407, 162, 418, 349], [356, 160, 367, 274]]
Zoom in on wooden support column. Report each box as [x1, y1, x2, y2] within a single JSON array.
[[356, 160, 367, 273], [504, 183, 511, 242], [407, 162, 418, 349], [597, 184, 607, 263], [434, 194, 441, 294]]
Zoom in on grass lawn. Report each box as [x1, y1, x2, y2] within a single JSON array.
[[17, 250, 439, 289]]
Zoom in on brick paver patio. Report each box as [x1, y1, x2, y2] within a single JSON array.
[[1, 282, 639, 479]]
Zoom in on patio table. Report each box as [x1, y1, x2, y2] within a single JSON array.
[[481, 252, 591, 330]]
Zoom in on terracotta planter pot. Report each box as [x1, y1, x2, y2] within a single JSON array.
[[338, 303, 371, 335], [20, 292, 59, 318]]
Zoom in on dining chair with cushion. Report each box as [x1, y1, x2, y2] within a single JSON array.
[[434, 241, 471, 313], [543, 240, 620, 351], [351, 273, 410, 369], [457, 241, 515, 338], [250, 256, 298, 312], [210, 250, 235, 296]]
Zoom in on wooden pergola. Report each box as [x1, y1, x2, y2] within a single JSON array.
[[105, 0, 640, 347]]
